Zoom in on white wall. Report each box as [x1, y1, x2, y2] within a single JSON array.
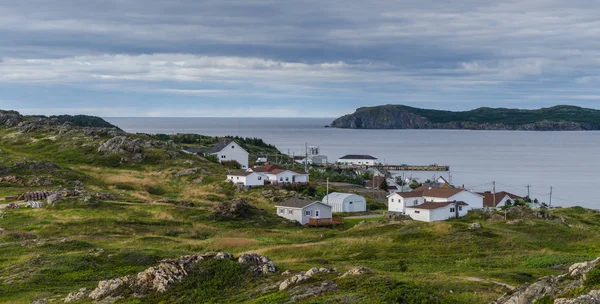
[[294, 174, 309, 183], [213, 141, 249, 169], [227, 173, 264, 187], [276, 203, 332, 225], [388, 195, 425, 214], [336, 158, 378, 166], [494, 195, 514, 209], [267, 171, 309, 184], [407, 204, 468, 222], [449, 191, 484, 210]]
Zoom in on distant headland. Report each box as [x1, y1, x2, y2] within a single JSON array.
[[329, 105, 600, 131]]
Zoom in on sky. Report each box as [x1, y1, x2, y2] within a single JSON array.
[[1, 0, 600, 117]]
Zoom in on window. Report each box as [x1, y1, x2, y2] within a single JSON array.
[[413, 200, 418, 206], [278, 208, 284, 214], [414, 210, 420, 214], [236, 177, 239, 180], [285, 177, 289, 181], [231, 145, 235, 149], [315, 210, 320, 217], [280, 178, 283, 182], [221, 155, 226, 158], [349, 201, 353, 204], [450, 208, 455, 213], [287, 209, 293, 215], [391, 199, 394, 202], [258, 176, 262, 180], [459, 206, 463, 211], [305, 210, 311, 216], [230, 176, 233, 179]]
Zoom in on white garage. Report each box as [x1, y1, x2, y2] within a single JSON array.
[[322, 192, 367, 213]]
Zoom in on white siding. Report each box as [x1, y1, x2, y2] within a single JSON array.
[[448, 191, 484, 210], [294, 174, 310, 183], [407, 204, 468, 222], [322, 193, 366, 213], [275, 203, 332, 225], [212, 141, 249, 169], [267, 171, 309, 184], [226, 173, 264, 187], [388, 195, 424, 214]]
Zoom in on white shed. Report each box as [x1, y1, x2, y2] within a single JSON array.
[[322, 192, 367, 213], [226, 171, 264, 187], [275, 198, 333, 225], [406, 201, 469, 222]]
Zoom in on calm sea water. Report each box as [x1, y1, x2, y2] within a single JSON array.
[[106, 117, 600, 209]]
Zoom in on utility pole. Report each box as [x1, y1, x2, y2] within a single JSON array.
[[549, 186, 553, 208], [493, 181, 496, 209], [326, 178, 329, 205], [305, 142, 308, 173], [372, 177, 375, 199], [526, 184, 531, 198]]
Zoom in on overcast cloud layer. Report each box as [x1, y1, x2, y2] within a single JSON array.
[[1, 0, 600, 117]]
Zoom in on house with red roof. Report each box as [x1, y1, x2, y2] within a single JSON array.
[[226, 171, 264, 188], [477, 191, 522, 209], [406, 201, 469, 222]]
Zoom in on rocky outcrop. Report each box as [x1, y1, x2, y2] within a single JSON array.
[[80, 252, 272, 303], [291, 282, 338, 301], [492, 257, 600, 304], [64, 288, 88, 303], [211, 199, 256, 219], [554, 290, 600, 304], [0, 110, 23, 127], [330, 105, 600, 131], [340, 266, 372, 278], [97, 135, 170, 163], [238, 254, 278, 275], [279, 267, 337, 291]]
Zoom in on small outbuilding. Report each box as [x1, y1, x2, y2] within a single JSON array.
[[406, 201, 469, 222], [226, 171, 264, 188], [322, 192, 367, 213], [275, 198, 333, 225]]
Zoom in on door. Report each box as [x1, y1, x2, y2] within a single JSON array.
[[315, 210, 320, 218], [348, 201, 354, 212]]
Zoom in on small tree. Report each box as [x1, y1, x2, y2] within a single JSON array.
[[379, 179, 389, 191], [409, 181, 422, 190]]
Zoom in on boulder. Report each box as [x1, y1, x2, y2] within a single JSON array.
[[173, 168, 200, 178], [492, 257, 600, 304], [340, 266, 372, 278], [211, 199, 255, 219], [554, 290, 600, 304], [89, 277, 129, 301], [291, 282, 338, 301], [64, 288, 88, 303], [238, 254, 278, 275], [279, 267, 337, 291], [469, 222, 482, 230], [47, 193, 63, 205]]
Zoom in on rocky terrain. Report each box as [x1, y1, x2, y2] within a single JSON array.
[[492, 257, 600, 304], [330, 105, 600, 130]]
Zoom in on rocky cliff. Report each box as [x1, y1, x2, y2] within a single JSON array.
[[330, 105, 600, 130]]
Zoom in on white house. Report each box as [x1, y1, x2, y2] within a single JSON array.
[[336, 155, 378, 166], [421, 187, 484, 210], [250, 164, 309, 184], [226, 171, 264, 188], [406, 201, 469, 222], [322, 192, 367, 213], [478, 191, 522, 209], [207, 140, 249, 169], [275, 198, 333, 225], [388, 191, 426, 214]]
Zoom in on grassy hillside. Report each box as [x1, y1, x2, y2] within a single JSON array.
[[1, 111, 600, 303]]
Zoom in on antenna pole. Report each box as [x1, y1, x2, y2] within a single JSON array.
[[493, 181, 496, 208], [549, 186, 553, 208], [526, 184, 531, 198]]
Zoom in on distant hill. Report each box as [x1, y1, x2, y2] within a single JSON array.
[[330, 105, 600, 130], [0, 110, 121, 130]]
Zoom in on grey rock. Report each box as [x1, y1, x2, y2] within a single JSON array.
[[469, 222, 482, 230], [47, 193, 63, 205], [554, 290, 600, 304], [291, 282, 338, 301], [238, 254, 278, 275], [340, 266, 372, 278], [64, 288, 88, 303]]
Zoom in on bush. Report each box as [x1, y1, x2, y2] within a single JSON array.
[[585, 265, 600, 287], [115, 183, 136, 191], [368, 200, 387, 211], [145, 185, 167, 195]]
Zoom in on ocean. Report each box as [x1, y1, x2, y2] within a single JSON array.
[[106, 117, 600, 209]]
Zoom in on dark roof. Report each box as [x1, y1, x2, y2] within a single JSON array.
[[406, 201, 468, 210], [276, 198, 322, 208], [338, 154, 377, 160], [227, 171, 254, 177], [478, 191, 522, 208], [392, 191, 424, 198], [207, 140, 235, 154], [422, 187, 465, 198], [183, 148, 204, 154], [388, 186, 398, 190], [252, 164, 283, 172]]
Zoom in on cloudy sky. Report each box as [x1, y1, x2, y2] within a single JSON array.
[[1, 0, 600, 117]]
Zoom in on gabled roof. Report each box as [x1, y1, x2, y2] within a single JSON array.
[[421, 187, 464, 198], [406, 201, 468, 210], [227, 171, 256, 177], [478, 191, 522, 208], [252, 164, 307, 175], [322, 192, 364, 205], [207, 140, 247, 154], [276, 198, 328, 209], [338, 154, 378, 160], [391, 191, 424, 198]]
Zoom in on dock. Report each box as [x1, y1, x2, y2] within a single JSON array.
[[370, 165, 450, 171]]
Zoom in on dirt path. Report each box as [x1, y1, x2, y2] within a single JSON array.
[[461, 276, 516, 290]]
